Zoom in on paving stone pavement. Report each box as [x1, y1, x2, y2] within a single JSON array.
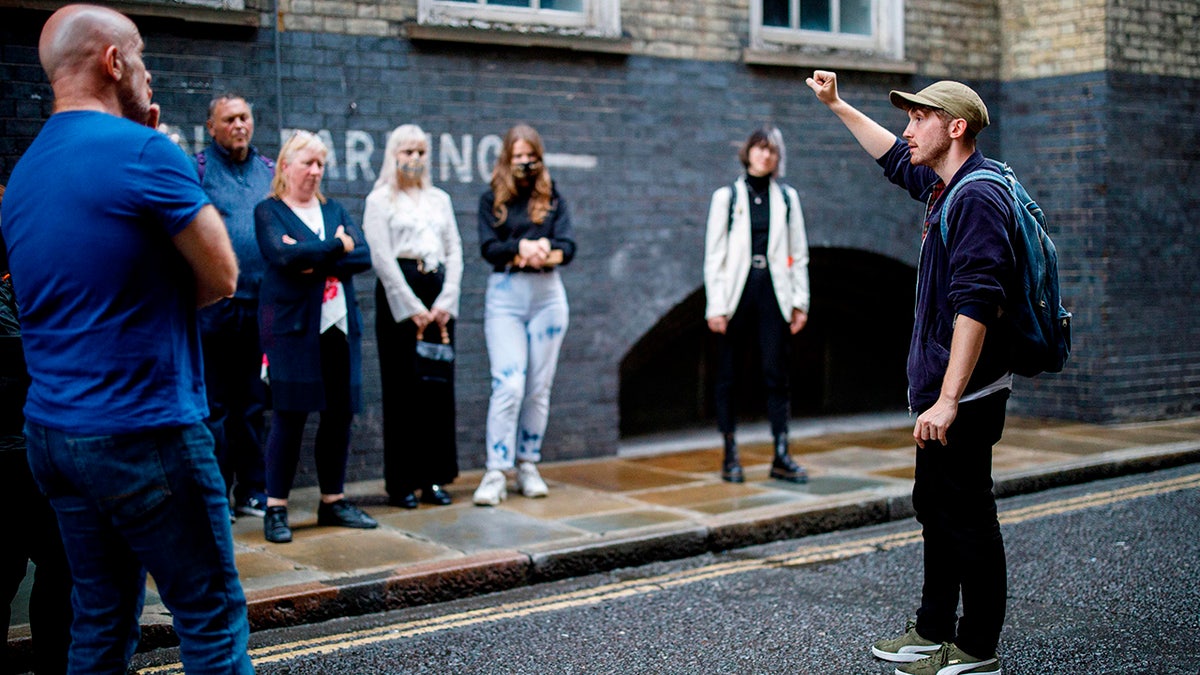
[[8, 413, 1200, 658]]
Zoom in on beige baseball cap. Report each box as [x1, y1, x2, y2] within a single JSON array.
[[889, 81, 990, 135]]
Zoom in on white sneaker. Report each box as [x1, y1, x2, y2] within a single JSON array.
[[473, 470, 507, 506], [516, 462, 549, 498]]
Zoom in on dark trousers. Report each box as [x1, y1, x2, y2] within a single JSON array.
[[1, 449, 72, 675], [715, 268, 791, 436], [376, 268, 458, 497], [913, 390, 1009, 658], [265, 328, 352, 499], [199, 298, 267, 503]]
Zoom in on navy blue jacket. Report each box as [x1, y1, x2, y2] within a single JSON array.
[[877, 139, 1017, 412], [255, 197, 371, 412], [196, 143, 274, 299]]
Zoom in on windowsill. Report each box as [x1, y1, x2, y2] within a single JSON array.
[[743, 48, 915, 74], [405, 23, 633, 55], [0, 0, 260, 26]]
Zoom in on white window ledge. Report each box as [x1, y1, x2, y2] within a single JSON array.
[[405, 22, 632, 55], [742, 48, 915, 74]]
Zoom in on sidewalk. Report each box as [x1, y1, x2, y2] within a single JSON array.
[[9, 414, 1200, 657]]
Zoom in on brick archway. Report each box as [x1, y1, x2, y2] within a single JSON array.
[[619, 248, 915, 437]]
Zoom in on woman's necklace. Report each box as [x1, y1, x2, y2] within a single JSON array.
[[746, 182, 768, 205]]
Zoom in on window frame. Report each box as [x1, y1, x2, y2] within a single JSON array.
[[749, 0, 903, 60], [418, 0, 621, 38]]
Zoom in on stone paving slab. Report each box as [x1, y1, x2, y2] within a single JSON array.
[[9, 414, 1200, 664]]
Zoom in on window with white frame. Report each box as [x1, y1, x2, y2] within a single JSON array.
[[751, 0, 903, 59], [419, 0, 621, 38]]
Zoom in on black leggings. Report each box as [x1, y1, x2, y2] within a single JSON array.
[[265, 329, 353, 499], [715, 268, 791, 436]]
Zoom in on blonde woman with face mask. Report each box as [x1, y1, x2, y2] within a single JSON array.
[[362, 124, 463, 509]]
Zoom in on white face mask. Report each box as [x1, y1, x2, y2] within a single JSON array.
[[399, 160, 426, 179]]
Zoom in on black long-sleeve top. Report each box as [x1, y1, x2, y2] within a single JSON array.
[[477, 183, 577, 272]]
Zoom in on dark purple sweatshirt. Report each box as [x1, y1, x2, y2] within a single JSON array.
[[877, 138, 1018, 412]]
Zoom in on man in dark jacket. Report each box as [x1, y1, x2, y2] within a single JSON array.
[[196, 94, 274, 520], [808, 71, 1016, 675]]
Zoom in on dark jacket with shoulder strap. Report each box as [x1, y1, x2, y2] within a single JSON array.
[[255, 197, 371, 412], [877, 139, 1018, 412]]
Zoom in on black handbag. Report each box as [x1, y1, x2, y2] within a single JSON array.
[[414, 323, 454, 384]]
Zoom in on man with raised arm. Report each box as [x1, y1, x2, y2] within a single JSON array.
[[0, 5, 253, 673], [807, 70, 1016, 675]]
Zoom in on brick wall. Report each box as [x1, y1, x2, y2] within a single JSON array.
[[999, 0, 1107, 80], [1109, 0, 1200, 78], [2, 2, 1198, 483]]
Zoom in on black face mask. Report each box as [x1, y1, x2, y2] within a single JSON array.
[[512, 160, 542, 181]]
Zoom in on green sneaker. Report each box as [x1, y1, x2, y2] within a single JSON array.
[[871, 619, 941, 663], [895, 642, 1002, 675]]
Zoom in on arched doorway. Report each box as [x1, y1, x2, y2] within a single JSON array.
[[619, 248, 914, 437]]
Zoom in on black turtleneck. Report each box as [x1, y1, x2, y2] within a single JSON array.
[[746, 173, 771, 256]]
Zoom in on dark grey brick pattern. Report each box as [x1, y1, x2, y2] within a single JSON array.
[[3, 10, 1197, 485]]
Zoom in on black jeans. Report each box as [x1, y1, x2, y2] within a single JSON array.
[[715, 267, 791, 436], [376, 267, 458, 498], [199, 297, 267, 503], [913, 390, 1009, 658]]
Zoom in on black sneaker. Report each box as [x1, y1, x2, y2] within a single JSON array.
[[317, 500, 378, 529], [263, 505, 292, 544]]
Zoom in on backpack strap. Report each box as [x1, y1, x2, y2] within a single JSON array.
[[195, 149, 207, 183], [938, 163, 1011, 244], [727, 179, 794, 232], [726, 181, 738, 232]]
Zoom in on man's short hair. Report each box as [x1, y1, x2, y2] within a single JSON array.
[[207, 93, 251, 120]]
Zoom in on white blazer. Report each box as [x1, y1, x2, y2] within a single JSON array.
[[703, 176, 810, 322]]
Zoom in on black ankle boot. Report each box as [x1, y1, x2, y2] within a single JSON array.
[[721, 433, 744, 483], [770, 434, 808, 483]]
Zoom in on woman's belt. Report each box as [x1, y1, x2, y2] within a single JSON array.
[[397, 258, 441, 275]]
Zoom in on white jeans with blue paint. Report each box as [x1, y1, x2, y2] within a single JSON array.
[[483, 270, 569, 471]]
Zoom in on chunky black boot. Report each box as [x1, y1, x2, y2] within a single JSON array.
[[721, 433, 744, 483], [769, 434, 808, 483]]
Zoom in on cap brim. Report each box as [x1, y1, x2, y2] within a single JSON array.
[[890, 90, 938, 112]]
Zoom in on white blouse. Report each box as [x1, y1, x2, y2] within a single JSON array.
[[362, 185, 463, 323]]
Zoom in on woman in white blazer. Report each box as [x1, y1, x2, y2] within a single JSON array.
[[703, 127, 811, 484]]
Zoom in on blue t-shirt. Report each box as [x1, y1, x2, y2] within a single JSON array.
[[0, 111, 212, 434]]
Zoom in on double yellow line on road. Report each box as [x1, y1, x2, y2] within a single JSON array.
[[138, 471, 1200, 673]]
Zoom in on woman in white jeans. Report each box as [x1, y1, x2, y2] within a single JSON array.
[[473, 124, 575, 506]]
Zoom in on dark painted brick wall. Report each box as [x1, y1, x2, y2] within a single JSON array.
[[4, 9, 1197, 486]]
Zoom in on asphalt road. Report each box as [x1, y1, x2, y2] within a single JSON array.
[[133, 463, 1200, 675]]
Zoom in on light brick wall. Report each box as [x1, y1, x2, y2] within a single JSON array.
[[1109, 0, 1200, 78], [999, 0, 1107, 80], [905, 0, 1002, 80]]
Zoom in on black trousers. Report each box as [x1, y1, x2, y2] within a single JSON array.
[[1, 449, 72, 675], [715, 267, 791, 436], [913, 390, 1009, 658], [265, 328, 353, 499], [199, 297, 267, 503], [376, 266, 458, 497]]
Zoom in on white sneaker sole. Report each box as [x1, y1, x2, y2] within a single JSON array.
[[872, 645, 939, 662]]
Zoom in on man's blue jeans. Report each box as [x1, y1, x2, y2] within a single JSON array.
[[24, 421, 253, 675]]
